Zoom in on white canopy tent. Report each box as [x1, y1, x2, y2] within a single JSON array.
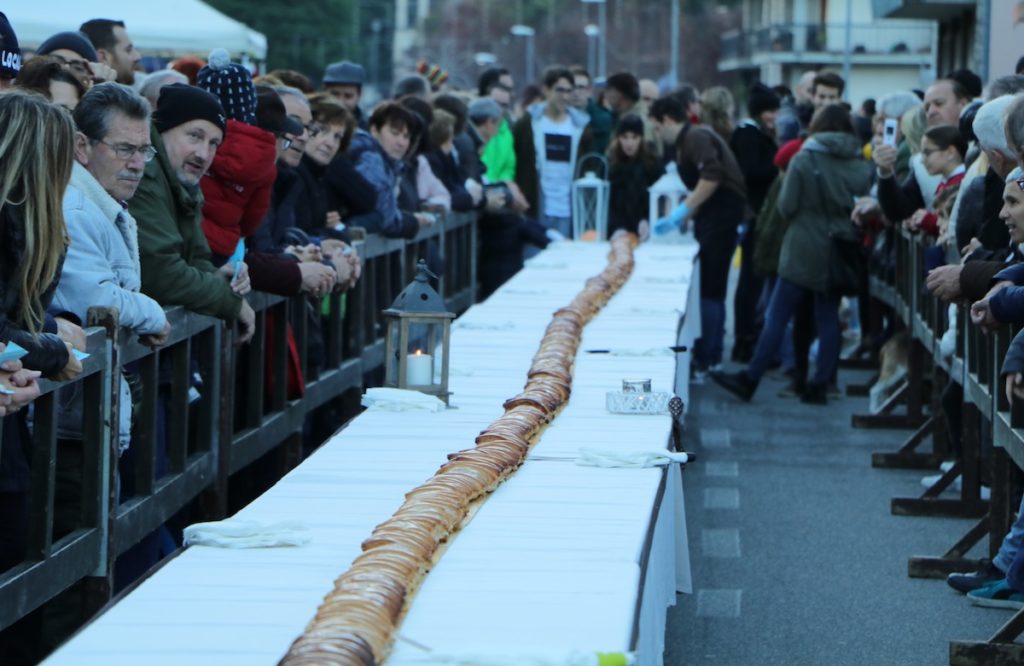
[[5, 0, 267, 59]]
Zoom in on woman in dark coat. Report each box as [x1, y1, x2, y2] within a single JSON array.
[[713, 104, 872, 404]]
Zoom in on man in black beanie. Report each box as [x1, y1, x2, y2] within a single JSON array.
[[0, 11, 21, 88], [728, 82, 781, 362], [36, 30, 117, 88], [129, 83, 255, 342]]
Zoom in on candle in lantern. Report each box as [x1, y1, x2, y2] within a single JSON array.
[[407, 349, 433, 386]]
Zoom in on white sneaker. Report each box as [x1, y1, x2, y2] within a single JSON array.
[[921, 473, 962, 490]]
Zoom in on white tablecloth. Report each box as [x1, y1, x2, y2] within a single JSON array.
[[46, 238, 699, 666]]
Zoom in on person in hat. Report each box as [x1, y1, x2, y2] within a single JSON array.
[[196, 49, 285, 264], [15, 56, 87, 110], [728, 82, 781, 362], [129, 83, 256, 342], [35, 30, 116, 89], [79, 19, 141, 85], [322, 60, 366, 126], [0, 11, 21, 89], [606, 113, 660, 238]]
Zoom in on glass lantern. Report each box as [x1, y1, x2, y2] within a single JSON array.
[[383, 260, 454, 404], [648, 161, 688, 226], [571, 170, 610, 241]]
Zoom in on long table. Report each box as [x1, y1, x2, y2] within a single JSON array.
[[46, 238, 700, 666]]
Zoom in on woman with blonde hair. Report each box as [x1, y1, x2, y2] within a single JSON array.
[[0, 89, 83, 582], [701, 86, 736, 142]]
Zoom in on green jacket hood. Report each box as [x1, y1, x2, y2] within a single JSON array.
[[803, 132, 862, 159]]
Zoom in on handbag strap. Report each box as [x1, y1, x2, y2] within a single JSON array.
[[805, 150, 851, 224]]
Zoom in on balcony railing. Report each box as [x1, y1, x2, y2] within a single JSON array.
[[721, 22, 934, 63]]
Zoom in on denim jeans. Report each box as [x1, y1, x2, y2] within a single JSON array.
[[695, 297, 726, 369], [997, 493, 1024, 580], [746, 278, 840, 385]]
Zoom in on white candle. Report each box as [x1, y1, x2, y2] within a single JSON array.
[[407, 350, 433, 386]]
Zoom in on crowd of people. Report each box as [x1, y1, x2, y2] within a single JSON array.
[[7, 6, 1024, 661]]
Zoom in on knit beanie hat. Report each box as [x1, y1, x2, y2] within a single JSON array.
[[0, 12, 21, 79], [37, 31, 98, 62], [196, 48, 255, 125], [748, 82, 781, 117], [616, 113, 645, 137], [153, 83, 227, 135]]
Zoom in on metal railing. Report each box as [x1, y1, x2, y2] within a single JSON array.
[[720, 22, 934, 62], [863, 227, 1024, 663], [0, 210, 477, 634]]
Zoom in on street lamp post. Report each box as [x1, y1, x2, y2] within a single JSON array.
[[584, 24, 599, 79], [580, 0, 606, 79], [510, 24, 535, 84]]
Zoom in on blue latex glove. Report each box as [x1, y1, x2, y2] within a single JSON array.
[[653, 202, 689, 236], [228, 239, 246, 278]]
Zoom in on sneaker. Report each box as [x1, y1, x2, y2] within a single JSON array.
[[967, 579, 1024, 609], [947, 560, 1005, 594], [921, 473, 962, 491], [800, 383, 828, 405], [709, 370, 758, 402]]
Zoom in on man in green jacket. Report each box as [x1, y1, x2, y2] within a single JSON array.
[[130, 83, 255, 342]]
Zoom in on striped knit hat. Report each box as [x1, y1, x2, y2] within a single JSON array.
[[196, 48, 256, 125]]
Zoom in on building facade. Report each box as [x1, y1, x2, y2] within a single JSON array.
[[720, 0, 938, 107]]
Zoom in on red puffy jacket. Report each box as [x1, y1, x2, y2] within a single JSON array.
[[200, 119, 277, 259]]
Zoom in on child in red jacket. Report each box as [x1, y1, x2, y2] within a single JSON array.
[[197, 48, 278, 264]]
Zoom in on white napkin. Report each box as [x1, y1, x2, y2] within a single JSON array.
[[361, 387, 446, 412], [576, 448, 690, 468], [453, 320, 516, 331], [402, 646, 635, 666], [598, 347, 674, 357], [523, 258, 569, 269], [183, 519, 310, 548]]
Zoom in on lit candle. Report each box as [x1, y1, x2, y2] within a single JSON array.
[[407, 349, 433, 386]]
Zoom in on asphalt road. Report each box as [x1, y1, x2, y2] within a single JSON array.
[[664, 368, 1010, 666]]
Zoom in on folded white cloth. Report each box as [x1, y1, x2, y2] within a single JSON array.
[[183, 519, 310, 548], [405, 647, 635, 666], [523, 259, 569, 269], [642, 276, 687, 285], [453, 320, 516, 331], [599, 347, 674, 357], [361, 387, 447, 412], [576, 448, 689, 468]]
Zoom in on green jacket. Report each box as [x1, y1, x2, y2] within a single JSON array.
[[481, 118, 515, 184], [776, 132, 872, 293], [129, 126, 242, 322], [752, 176, 786, 278]]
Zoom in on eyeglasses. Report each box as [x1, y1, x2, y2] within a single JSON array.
[[278, 135, 293, 151], [50, 54, 92, 75], [921, 147, 940, 157], [306, 123, 323, 138], [552, 86, 574, 95], [1016, 175, 1024, 192], [94, 138, 157, 162]]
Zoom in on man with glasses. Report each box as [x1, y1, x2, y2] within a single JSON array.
[[35, 30, 116, 89], [130, 83, 255, 343], [569, 65, 612, 154], [46, 84, 171, 650], [512, 66, 592, 242], [80, 19, 142, 85]]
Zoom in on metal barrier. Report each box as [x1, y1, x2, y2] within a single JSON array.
[[860, 228, 1024, 663], [0, 211, 478, 637]]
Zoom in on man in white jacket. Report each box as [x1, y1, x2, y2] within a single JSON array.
[[53, 82, 170, 452]]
